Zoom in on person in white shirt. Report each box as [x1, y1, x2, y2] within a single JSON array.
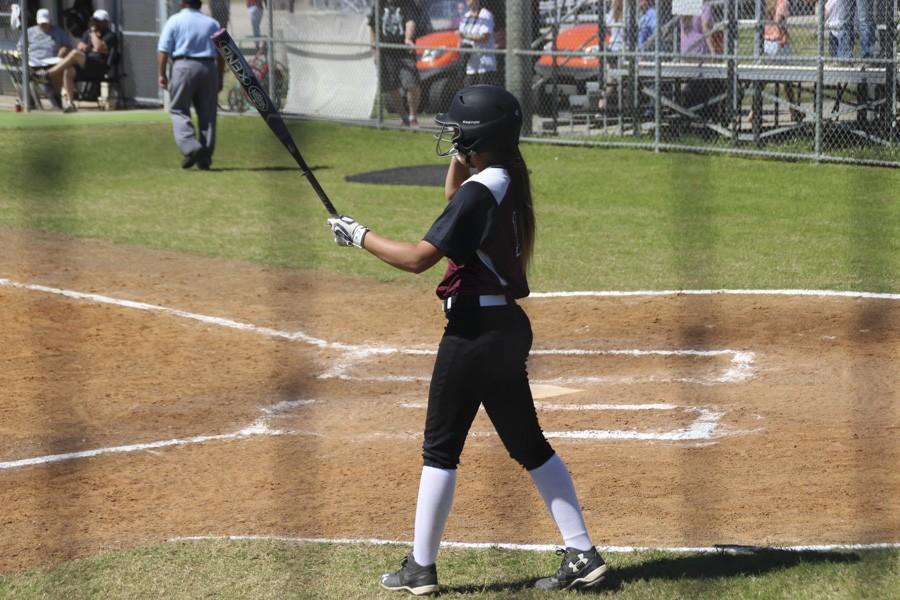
[[457, 0, 499, 87], [824, 0, 853, 59], [597, 0, 623, 111]]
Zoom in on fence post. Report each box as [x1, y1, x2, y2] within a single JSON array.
[[654, 0, 662, 150], [267, 0, 275, 105], [505, 0, 533, 135], [751, 0, 763, 145], [660, 0, 673, 52], [876, 0, 896, 139], [551, 0, 560, 131], [374, 0, 382, 128], [158, 0, 169, 109], [599, 0, 607, 131], [20, 0, 30, 111], [815, 0, 824, 161], [725, 0, 737, 144], [627, 0, 639, 137]]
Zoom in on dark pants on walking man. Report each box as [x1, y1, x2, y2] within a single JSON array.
[[168, 58, 218, 165]]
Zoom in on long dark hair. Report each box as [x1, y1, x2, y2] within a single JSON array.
[[495, 148, 536, 271]]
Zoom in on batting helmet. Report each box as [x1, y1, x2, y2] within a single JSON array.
[[434, 85, 522, 157]]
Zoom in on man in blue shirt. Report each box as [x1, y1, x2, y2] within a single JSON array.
[[637, 0, 657, 51], [158, 0, 224, 170]]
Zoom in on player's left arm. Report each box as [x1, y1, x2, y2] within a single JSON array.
[[444, 156, 470, 201]]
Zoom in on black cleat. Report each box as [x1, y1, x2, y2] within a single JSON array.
[[535, 546, 608, 590], [380, 552, 439, 596]]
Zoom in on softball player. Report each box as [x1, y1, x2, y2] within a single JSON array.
[[328, 85, 607, 595]]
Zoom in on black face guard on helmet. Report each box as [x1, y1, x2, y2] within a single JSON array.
[[434, 85, 523, 158]]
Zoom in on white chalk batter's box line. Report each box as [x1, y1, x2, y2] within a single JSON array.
[[171, 534, 900, 555], [400, 401, 730, 441], [318, 347, 756, 385], [0, 396, 754, 471], [13, 276, 865, 470], [0, 277, 757, 386], [2, 279, 896, 548]]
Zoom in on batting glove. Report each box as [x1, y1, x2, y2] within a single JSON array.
[[328, 215, 368, 248]]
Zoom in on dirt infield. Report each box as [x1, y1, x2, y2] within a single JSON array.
[[1, 227, 898, 573]]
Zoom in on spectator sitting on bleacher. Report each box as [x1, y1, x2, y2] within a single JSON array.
[[678, 1, 724, 121], [18, 9, 73, 108], [596, 0, 623, 111], [763, 0, 800, 121], [43, 9, 118, 112], [637, 0, 657, 51], [823, 0, 853, 60], [679, 0, 719, 57]]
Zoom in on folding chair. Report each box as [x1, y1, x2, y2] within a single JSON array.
[[0, 49, 47, 109]]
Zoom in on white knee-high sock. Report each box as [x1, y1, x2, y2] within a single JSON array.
[[528, 453, 594, 551], [412, 466, 457, 567]]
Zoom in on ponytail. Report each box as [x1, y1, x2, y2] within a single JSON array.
[[501, 148, 536, 271]]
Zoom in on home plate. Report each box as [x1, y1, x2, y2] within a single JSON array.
[[530, 384, 582, 399]]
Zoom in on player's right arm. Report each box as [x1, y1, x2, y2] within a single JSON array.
[[328, 174, 492, 273], [327, 217, 444, 274], [362, 235, 444, 274]]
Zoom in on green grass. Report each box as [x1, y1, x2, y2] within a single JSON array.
[[0, 109, 171, 129], [0, 540, 898, 599], [1, 116, 898, 293]]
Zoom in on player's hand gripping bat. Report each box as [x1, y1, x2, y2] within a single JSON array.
[[212, 29, 339, 217]]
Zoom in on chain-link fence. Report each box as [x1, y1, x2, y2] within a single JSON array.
[[257, 0, 900, 167], [528, 0, 899, 165], [5, 1, 898, 165]]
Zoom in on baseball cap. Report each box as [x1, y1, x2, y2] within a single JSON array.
[[92, 9, 110, 21], [36, 9, 51, 24]]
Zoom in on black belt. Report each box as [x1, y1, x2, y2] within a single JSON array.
[[173, 56, 216, 62], [442, 294, 514, 314]]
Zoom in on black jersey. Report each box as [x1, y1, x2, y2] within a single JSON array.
[[424, 166, 530, 300], [367, 0, 421, 46]]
